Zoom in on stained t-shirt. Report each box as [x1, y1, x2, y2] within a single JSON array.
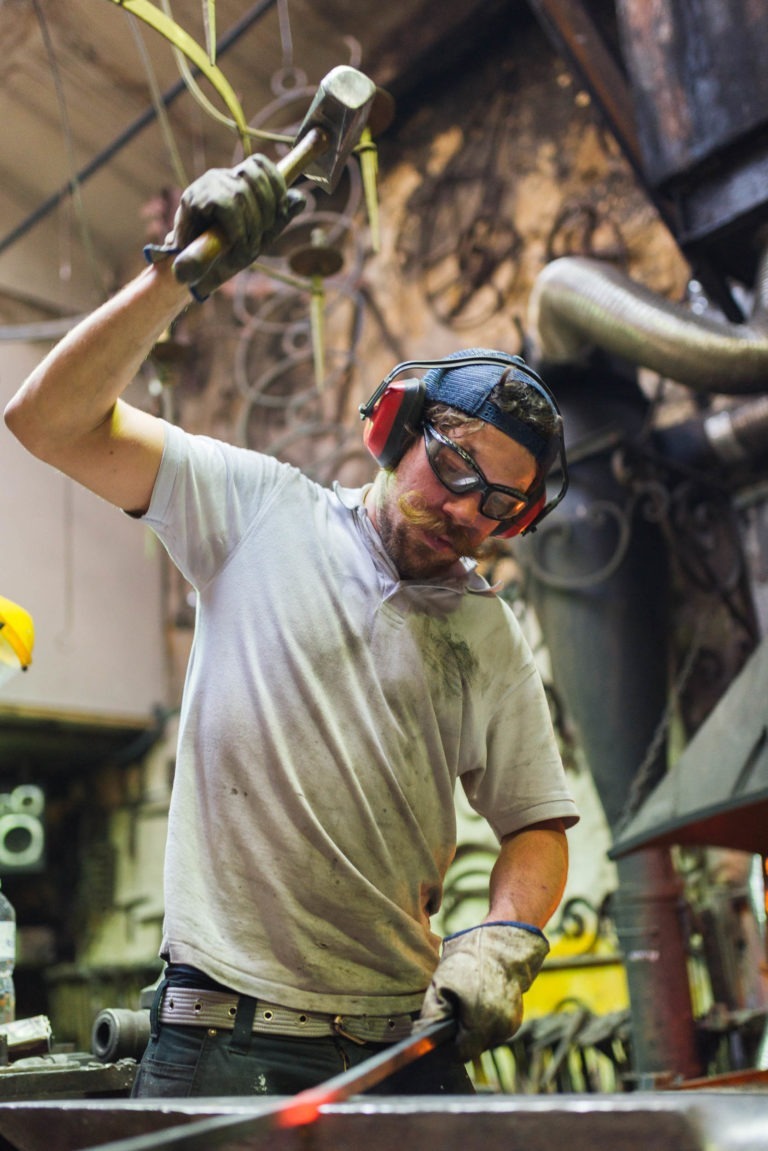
[[143, 422, 579, 1014]]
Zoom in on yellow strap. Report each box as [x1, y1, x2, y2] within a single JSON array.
[[107, 0, 251, 152]]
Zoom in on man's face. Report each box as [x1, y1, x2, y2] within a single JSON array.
[[367, 421, 538, 580]]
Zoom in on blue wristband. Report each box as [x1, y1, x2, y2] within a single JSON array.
[[443, 920, 546, 944]]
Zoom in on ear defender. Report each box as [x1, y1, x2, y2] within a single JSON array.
[[493, 491, 547, 538], [360, 378, 426, 469]]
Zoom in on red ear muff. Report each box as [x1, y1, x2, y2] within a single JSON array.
[[493, 490, 547, 538], [361, 379, 425, 469]]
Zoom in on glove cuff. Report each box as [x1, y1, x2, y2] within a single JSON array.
[[443, 920, 546, 945], [143, 242, 182, 266]]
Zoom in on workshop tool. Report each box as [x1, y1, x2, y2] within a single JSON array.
[[87, 1018, 456, 1151], [172, 64, 377, 286]]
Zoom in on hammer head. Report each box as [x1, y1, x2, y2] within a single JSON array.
[[296, 65, 377, 192]]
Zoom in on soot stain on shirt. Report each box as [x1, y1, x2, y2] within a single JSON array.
[[417, 616, 480, 695]]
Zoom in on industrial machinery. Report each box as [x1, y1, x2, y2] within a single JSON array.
[[522, 0, 768, 1083]]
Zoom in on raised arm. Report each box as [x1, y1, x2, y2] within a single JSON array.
[[5, 153, 305, 515], [4, 262, 188, 514]]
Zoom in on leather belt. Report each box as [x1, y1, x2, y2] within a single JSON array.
[[158, 986, 416, 1044]]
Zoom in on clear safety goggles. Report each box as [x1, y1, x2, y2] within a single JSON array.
[[423, 423, 535, 521]]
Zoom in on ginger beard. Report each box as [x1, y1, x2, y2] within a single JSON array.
[[376, 487, 487, 580]]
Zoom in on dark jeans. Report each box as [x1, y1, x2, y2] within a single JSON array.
[[131, 980, 474, 1098]]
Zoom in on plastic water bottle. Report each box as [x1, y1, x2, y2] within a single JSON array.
[[0, 882, 16, 1024]]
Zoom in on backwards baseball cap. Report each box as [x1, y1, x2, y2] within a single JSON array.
[[422, 348, 561, 469]]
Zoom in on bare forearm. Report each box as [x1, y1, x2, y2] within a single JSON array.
[[422, 820, 568, 1058], [4, 261, 190, 511], [485, 819, 569, 928], [5, 261, 188, 451]]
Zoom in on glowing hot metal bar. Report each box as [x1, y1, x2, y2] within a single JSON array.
[[84, 1018, 457, 1151]]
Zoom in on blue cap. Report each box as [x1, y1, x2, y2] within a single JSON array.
[[423, 348, 557, 464]]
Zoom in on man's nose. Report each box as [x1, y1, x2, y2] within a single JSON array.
[[441, 490, 482, 527]]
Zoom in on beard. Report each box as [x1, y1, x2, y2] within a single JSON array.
[[375, 489, 486, 579]]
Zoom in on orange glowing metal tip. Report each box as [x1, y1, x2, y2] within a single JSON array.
[[85, 1018, 457, 1151], [275, 1027, 448, 1129], [273, 1090, 324, 1129]]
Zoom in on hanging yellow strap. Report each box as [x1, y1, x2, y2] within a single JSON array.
[[107, 0, 251, 152], [203, 0, 217, 65], [309, 276, 326, 389], [356, 127, 380, 252]]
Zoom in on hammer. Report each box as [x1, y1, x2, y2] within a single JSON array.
[[172, 65, 377, 285]]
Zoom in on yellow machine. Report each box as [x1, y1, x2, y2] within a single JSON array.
[[0, 596, 35, 687], [524, 931, 629, 1019]]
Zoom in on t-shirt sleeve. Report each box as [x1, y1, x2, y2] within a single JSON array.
[[459, 624, 580, 840], [142, 421, 292, 589]]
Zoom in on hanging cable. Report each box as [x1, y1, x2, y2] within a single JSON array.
[[277, 0, 294, 72], [31, 0, 105, 296], [128, 12, 190, 187], [269, 0, 307, 94]]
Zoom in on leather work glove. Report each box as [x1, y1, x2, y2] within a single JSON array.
[[418, 921, 549, 1062], [145, 154, 306, 300]]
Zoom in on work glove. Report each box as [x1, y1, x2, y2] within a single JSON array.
[[145, 154, 306, 300], [418, 921, 549, 1062]]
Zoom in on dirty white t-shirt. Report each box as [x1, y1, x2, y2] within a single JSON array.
[[144, 422, 578, 1015]]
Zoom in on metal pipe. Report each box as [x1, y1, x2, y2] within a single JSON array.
[[0, 0, 278, 259], [91, 1008, 151, 1063], [528, 252, 768, 394], [654, 395, 768, 469], [611, 851, 702, 1081]]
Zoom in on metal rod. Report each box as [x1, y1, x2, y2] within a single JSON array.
[[86, 1018, 456, 1151], [0, 0, 278, 259]]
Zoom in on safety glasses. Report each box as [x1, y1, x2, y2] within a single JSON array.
[[423, 423, 536, 521]]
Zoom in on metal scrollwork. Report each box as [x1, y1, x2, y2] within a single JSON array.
[[667, 480, 747, 600], [631, 477, 670, 525], [522, 497, 634, 591], [439, 837, 499, 935], [545, 201, 628, 264], [395, 87, 523, 329], [555, 896, 608, 955], [232, 238, 370, 482]]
